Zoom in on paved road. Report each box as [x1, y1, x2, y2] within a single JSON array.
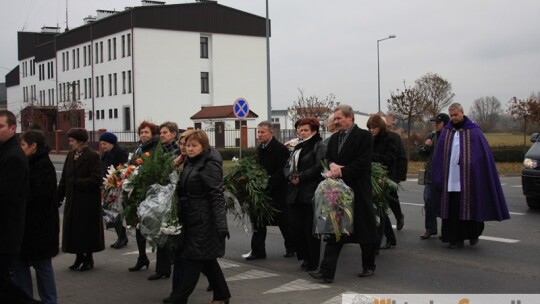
[[46, 154, 540, 303]]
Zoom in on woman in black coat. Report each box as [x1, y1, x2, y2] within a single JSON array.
[[129, 121, 160, 272], [170, 130, 230, 304], [284, 117, 326, 272], [11, 130, 59, 303], [58, 128, 104, 271], [367, 115, 399, 250], [100, 132, 129, 249]]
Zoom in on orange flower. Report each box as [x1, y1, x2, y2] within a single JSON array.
[[135, 158, 143, 165], [117, 180, 123, 187], [144, 152, 150, 157]]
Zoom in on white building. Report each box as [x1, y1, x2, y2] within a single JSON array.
[[6, 0, 269, 135]]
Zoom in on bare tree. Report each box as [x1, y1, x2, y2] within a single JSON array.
[[506, 95, 540, 148], [387, 81, 427, 142], [415, 73, 455, 117], [469, 96, 502, 132], [58, 81, 84, 128], [287, 88, 336, 126]]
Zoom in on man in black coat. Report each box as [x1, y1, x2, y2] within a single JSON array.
[[0, 110, 40, 303], [244, 121, 295, 260], [309, 105, 378, 283]]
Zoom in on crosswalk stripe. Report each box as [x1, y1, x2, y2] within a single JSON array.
[[262, 279, 330, 294], [218, 260, 240, 269], [322, 291, 358, 304], [479, 236, 519, 243], [226, 269, 279, 281]]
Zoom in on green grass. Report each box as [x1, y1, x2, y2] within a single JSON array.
[[484, 133, 533, 147]]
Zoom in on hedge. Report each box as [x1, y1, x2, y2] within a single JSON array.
[[411, 145, 526, 163]]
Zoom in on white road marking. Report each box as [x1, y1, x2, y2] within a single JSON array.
[[262, 279, 330, 294], [322, 292, 358, 304], [226, 269, 279, 281], [479, 236, 519, 243], [511, 185, 522, 188], [218, 260, 239, 269]]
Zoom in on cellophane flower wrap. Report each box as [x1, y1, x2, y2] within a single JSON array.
[[313, 162, 354, 242], [101, 164, 127, 224], [137, 171, 182, 250]]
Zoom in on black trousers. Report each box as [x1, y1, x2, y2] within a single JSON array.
[[377, 214, 396, 247], [155, 247, 171, 275], [388, 189, 403, 222], [169, 258, 230, 304], [0, 254, 36, 304], [319, 241, 376, 280], [288, 204, 320, 269], [441, 192, 485, 244], [251, 207, 295, 257]]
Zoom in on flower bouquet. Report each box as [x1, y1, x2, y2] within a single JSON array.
[[223, 157, 278, 230], [371, 162, 400, 224], [101, 164, 128, 224], [122, 143, 175, 226], [313, 161, 354, 242]]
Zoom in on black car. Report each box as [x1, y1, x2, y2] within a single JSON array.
[[522, 133, 540, 209]]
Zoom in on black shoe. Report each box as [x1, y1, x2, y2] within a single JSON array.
[[110, 240, 119, 248], [68, 254, 84, 270], [420, 232, 436, 240], [79, 255, 94, 271], [358, 269, 375, 277], [380, 241, 396, 250], [244, 254, 266, 261], [448, 241, 464, 249], [162, 296, 171, 304], [113, 238, 128, 249], [469, 238, 479, 246], [129, 257, 150, 271], [305, 266, 318, 272], [308, 271, 333, 283], [397, 215, 405, 231], [283, 250, 295, 258], [148, 273, 170, 280], [300, 260, 308, 269]]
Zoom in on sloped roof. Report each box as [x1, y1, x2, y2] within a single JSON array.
[[190, 105, 258, 120]]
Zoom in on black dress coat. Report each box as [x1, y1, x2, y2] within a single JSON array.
[[101, 144, 129, 179], [285, 134, 327, 205], [0, 136, 29, 254], [58, 146, 105, 253], [177, 149, 228, 260], [21, 146, 59, 260], [325, 125, 378, 244], [372, 131, 398, 181], [256, 136, 290, 224]]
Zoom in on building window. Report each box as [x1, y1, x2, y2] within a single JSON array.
[[66, 52, 69, 70], [201, 72, 209, 94], [234, 120, 247, 129], [77, 48, 80, 68], [83, 47, 87, 66], [200, 36, 209, 58], [72, 49, 76, 69], [127, 34, 131, 56], [96, 110, 100, 120], [108, 74, 112, 96], [100, 41, 103, 63], [101, 110, 105, 119], [122, 71, 126, 94], [77, 80, 80, 100], [84, 79, 87, 99], [88, 44, 92, 65], [122, 35, 125, 57], [114, 108, 118, 118], [109, 109, 113, 119], [123, 107, 131, 131], [95, 77, 99, 98], [108, 39, 111, 61], [95, 43, 99, 63], [194, 122, 202, 130], [88, 78, 92, 98], [100, 75, 104, 97], [113, 37, 117, 59], [113, 73, 117, 95], [127, 70, 132, 93]]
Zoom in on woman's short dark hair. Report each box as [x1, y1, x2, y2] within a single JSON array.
[[21, 130, 46, 148], [159, 121, 179, 135], [138, 121, 158, 136], [366, 115, 387, 132], [184, 130, 210, 152], [297, 117, 320, 133]]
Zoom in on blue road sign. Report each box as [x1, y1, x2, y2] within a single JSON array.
[[233, 98, 249, 119]]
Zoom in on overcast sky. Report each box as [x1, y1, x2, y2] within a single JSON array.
[[1, 0, 539, 115]]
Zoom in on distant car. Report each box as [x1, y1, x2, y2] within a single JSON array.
[[522, 133, 540, 209]]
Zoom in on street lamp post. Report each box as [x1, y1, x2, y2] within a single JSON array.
[[377, 35, 396, 113]]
